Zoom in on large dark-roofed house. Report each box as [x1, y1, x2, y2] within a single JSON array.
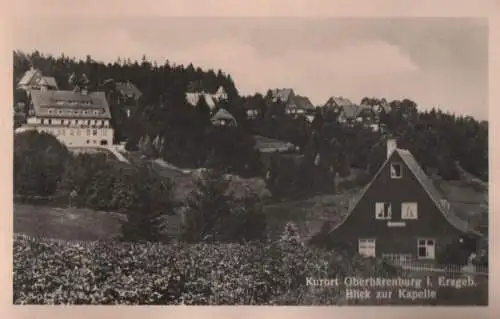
[[327, 138, 483, 264]]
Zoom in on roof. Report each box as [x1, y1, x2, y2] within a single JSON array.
[[29, 90, 112, 119], [37, 76, 58, 89], [116, 81, 142, 99], [18, 68, 42, 86], [211, 108, 236, 123], [185, 92, 216, 110], [341, 105, 361, 119], [397, 149, 475, 234], [271, 88, 294, 103], [337, 104, 375, 119], [295, 95, 315, 110], [325, 96, 353, 108], [329, 147, 479, 236]]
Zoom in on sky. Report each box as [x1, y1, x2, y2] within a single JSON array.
[[13, 17, 488, 120]]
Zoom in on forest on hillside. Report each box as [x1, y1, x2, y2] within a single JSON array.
[[13, 50, 489, 198]]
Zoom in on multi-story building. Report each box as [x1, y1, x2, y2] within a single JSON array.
[[15, 87, 114, 147]]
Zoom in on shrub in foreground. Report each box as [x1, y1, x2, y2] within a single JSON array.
[[14, 234, 393, 305]]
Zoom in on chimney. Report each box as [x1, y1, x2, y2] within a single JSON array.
[[387, 138, 397, 159]]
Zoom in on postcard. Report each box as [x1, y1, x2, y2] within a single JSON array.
[[3, 0, 498, 318]]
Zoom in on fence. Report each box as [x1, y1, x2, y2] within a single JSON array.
[[13, 232, 108, 249], [383, 255, 489, 276], [399, 262, 489, 275]]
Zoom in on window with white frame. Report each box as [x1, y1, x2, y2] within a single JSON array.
[[417, 239, 435, 260], [402, 202, 418, 219], [375, 202, 392, 220], [390, 162, 403, 179], [358, 239, 376, 257]]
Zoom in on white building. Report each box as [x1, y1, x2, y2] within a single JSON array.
[[185, 86, 228, 110], [213, 86, 228, 101], [15, 88, 114, 147]]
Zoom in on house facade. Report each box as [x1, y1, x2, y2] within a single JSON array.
[[328, 139, 480, 264], [185, 85, 228, 110], [213, 86, 228, 101], [15, 87, 114, 148]]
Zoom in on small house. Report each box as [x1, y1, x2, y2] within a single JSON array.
[[327, 139, 482, 264], [210, 108, 237, 127]]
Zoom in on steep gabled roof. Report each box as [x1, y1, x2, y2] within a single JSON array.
[[340, 104, 360, 119], [18, 68, 42, 87], [36, 76, 58, 89], [325, 96, 353, 108], [397, 150, 474, 233], [211, 108, 236, 123], [329, 148, 480, 235], [295, 95, 315, 110]]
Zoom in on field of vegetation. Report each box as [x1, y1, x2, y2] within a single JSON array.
[[10, 232, 407, 305], [13, 232, 488, 305]]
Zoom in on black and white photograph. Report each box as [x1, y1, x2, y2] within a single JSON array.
[[11, 12, 489, 306]]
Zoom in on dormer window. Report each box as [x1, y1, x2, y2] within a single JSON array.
[[390, 163, 402, 179]]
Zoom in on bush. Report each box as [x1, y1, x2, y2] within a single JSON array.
[[13, 235, 399, 305], [181, 168, 266, 243], [119, 163, 175, 242], [14, 131, 70, 197]]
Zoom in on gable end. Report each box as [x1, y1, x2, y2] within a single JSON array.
[[328, 148, 474, 235]]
